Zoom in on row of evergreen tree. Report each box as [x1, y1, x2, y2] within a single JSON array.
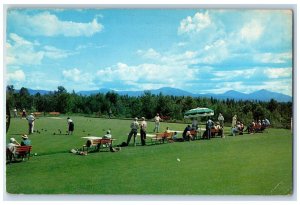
[[6, 85, 292, 128]]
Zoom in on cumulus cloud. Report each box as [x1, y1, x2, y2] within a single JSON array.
[[8, 10, 103, 37], [239, 20, 264, 42], [95, 62, 195, 90], [62, 68, 93, 83], [6, 69, 26, 82], [178, 11, 212, 34]]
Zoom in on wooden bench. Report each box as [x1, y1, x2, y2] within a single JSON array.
[[49, 112, 60, 116], [151, 132, 174, 144], [189, 130, 199, 140], [82, 138, 115, 152], [34, 112, 43, 117], [7, 146, 32, 163]]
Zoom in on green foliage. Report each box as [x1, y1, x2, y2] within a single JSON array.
[[6, 85, 292, 128]]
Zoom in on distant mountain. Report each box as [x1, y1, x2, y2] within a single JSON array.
[[27, 89, 51, 95], [77, 88, 113, 96], [248, 89, 292, 102], [146, 87, 194, 96], [22, 87, 292, 102], [199, 89, 291, 102]]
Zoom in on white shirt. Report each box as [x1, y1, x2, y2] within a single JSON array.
[[154, 116, 161, 124], [27, 115, 35, 123], [141, 120, 147, 130]]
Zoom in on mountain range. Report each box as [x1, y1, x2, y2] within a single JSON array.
[[25, 87, 292, 102]]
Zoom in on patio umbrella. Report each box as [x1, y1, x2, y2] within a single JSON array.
[[184, 107, 214, 118]]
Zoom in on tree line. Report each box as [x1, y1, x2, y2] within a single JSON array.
[[6, 85, 292, 129]]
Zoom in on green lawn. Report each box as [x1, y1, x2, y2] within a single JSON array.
[[6, 116, 293, 195]]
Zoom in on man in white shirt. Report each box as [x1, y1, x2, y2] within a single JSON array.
[[140, 117, 147, 146], [153, 113, 162, 133], [26, 113, 35, 134], [7, 138, 20, 159], [127, 117, 139, 146], [103, 130, 112, 139]]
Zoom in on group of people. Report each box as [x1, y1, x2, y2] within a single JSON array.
[[126, 116, 148, 146], [245, 119, 270, 134], [125, 113, 164, 146], [6, 134, 32, 159], [231, 114, 270, 136]]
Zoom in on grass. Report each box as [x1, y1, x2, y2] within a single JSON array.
[[6, 116, 293, 195]]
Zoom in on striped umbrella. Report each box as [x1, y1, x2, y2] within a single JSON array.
[[184, 107, 214, 118]]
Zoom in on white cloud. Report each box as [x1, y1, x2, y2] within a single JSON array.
[[6, 33, 44, 65], [263, 68, 292, 79], [239, 20, 264, 42], [199, 39, 229, 64], [43, 46, 76, 59], [253, 52, 292, 64], [6, 33, 75, 66], [96, 62, 195, 90], [6, 69, 26, 82], [178, 11, 212, 34], [212, 68, 258, 81], [62, 68, 93, 83], [8, 10, 103, 37]]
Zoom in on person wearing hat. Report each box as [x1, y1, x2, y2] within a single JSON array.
[[26, 113, 35, 134], [21, 134, 31, 146], [153, 113, 162, 133], [218, 113, 225, 128], [67, 117, 74, 135], [7, 138, 20, 155], [140, 117, 147, 146], [103, 130, 112, 139], [127, 117, 139, 146]]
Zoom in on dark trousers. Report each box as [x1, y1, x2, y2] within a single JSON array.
[[28, 123, 33, 134], [206, 128, 211, 139], [140, 130, 146, 146], [127, 129, 137, 145]]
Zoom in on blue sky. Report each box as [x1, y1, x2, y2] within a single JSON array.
[[5, 8, 293, 96]]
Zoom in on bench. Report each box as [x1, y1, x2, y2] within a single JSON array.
[[211, 128, 223, 137], [151, 132, 174, 144], [82, 138, 115, 152], [49, 112, 60, 116], [33, 112, 43, 117], [189, 130, 199, 140], [6, 146, 32, 163]]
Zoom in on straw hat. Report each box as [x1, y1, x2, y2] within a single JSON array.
[[22, 134, 28, 139]]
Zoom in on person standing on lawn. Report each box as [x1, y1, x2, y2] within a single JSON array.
[[218, 113, 225, 128], [127, 117, 139, 146], [67, 117, 74, 135], [153, 113, 162, 133], [13, 108, 18, 118], [206, 118, 214, 139], [140, 117, 147, 146], [26, 113, 35, 134], [232, 114, 237, 128]]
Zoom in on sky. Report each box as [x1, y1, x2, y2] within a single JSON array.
[[5, 8, 293, 96]]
